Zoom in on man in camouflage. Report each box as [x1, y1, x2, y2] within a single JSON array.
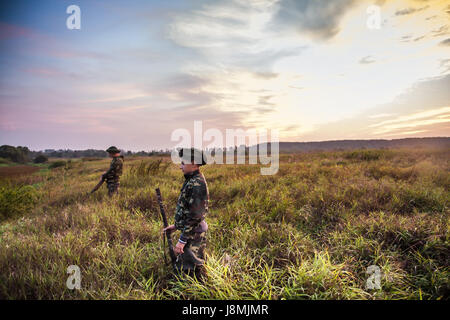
[[102, 146, 124, 197], [164, 148, 209, 277]]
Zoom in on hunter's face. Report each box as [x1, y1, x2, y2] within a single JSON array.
[[180, 161, 199, 174]]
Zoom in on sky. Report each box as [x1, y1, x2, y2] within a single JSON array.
[[0, 0, 449, 151]]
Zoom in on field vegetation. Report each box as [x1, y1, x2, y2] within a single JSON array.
[[0, 148, 448, 299]]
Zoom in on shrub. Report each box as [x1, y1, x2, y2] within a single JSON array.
[[81, 157, 103, 162], [48, 161, 66, 169], [344, 150, 383, 161], [0, 185, 37, 221], [65, 160, 75, 170], [395, 185, 447, 213], [0, 145, 30, 163], [33, 155, 48, 164]]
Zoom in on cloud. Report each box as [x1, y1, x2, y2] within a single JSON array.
[[270, 0, 356, 40], [413, 35, 426, 42], [168, 0, 307, 73], [439, 38, 450, 46], [359, 55, 376, 64], [395, 5, 429, 16], [23, 67, 85, 81], [258, 95, 276, 106], [390, 74, 450, 111], [253, 72, 279, 79], [369, 106, 450, 135], [0, 22, 39, 41], [164, 0, 312, 134], [167, 1, 269, 49], [368, 113, 396, 119], [2, 0, 449, 150], [431, 24, 449, 37], [375, 0, 387, 6], [293, 74, 450, 140], [0, 21, 112, 65], [439, 58, 450, 74]]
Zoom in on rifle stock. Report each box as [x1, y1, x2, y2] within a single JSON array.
[[155, 188, 177, 271]]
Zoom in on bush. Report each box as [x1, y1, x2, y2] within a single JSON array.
[[33, 155, 48, 164], [48, 161, 66, 169], [344, 150, 383, 161], [81, 157, 103, 162], [0, 145, 30, 163], [0, 185, 37, 221]]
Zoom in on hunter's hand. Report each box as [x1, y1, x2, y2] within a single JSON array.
[[174, 241, 185, 255], [163, 224, 176, 233]]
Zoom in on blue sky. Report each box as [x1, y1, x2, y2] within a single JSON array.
[[0, 0, 449, 151]]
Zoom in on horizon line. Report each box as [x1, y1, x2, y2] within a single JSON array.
[[3, 136, 449, 152]]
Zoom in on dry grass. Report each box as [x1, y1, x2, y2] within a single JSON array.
[[0, 149, 448, 300], [0, 166, 40, 178]]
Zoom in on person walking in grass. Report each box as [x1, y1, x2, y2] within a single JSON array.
[[163, 148, 209, 278], [102, 146, 124, 197]]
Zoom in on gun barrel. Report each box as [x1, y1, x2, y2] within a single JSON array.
[[155, 188, 177, 270], [156, 188, 169, 226], [90, 178, 105, 194]]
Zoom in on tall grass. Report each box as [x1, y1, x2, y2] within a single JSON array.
[[0, 149, 448, 299], [0, 184, 37, 221]]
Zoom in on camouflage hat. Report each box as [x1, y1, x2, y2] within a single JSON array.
[[106, 146, 120, 154], [178, 148, 207, 166]]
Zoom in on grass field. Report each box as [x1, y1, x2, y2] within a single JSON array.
[[0, 148, 448, 299]]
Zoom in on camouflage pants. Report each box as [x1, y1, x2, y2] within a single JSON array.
[[107, 181, 120, 197], [175, 232, 207, 275]]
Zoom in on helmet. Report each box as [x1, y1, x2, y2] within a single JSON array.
[[106, 146, 120, 154], [178, 148, 207, 166]]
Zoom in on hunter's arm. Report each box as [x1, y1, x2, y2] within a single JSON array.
[[103, 158, 122, 179]]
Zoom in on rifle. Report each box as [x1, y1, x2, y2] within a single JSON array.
[[90, 176, 105, 194], [155, 188, 177, 271]]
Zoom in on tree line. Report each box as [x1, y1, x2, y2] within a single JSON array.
[[0, 145, 173, 164]]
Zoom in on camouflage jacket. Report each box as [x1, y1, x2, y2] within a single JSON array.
[[175, 170, 209, 243], [103, 156, 123, 183]]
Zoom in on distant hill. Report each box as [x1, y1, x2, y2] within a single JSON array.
[[276, 137, 450, 153]]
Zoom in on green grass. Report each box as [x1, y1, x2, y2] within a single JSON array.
[[0, 149, 448, 299], [0, 157, 14, 166]]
